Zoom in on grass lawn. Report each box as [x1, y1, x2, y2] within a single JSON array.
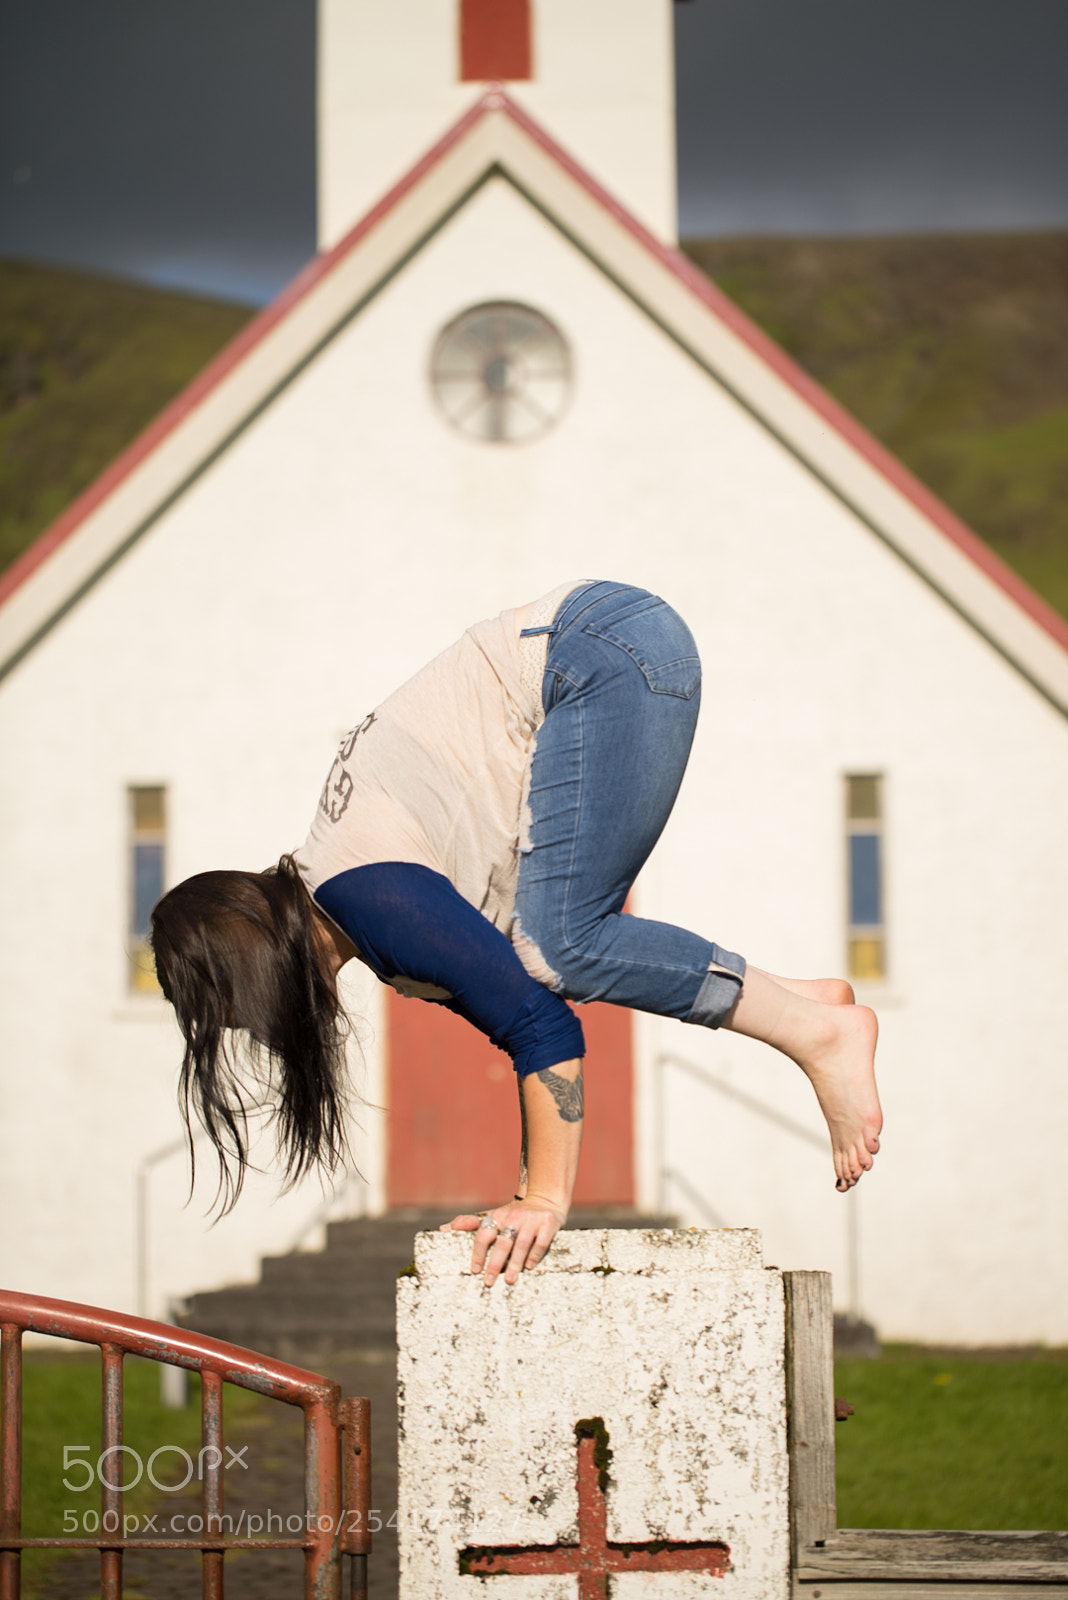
[[15, 1347, 263, 1596], [835, 1346, 1068, 1531], [12, 1341, 1067, 1593]]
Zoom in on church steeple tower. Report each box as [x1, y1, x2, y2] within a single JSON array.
[[318, 0, 677, 248]]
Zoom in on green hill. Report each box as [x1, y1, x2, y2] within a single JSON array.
[[2, 238, 1066, 618], [683, 233, 1068, 620], [0, 259, 254, 574]]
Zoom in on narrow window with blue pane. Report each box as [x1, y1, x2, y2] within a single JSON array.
[[846, 774, 884, 981], [129, 786, 165, 992]]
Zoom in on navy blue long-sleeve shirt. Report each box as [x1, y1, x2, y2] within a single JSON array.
[[314, 862, 585, 1077]]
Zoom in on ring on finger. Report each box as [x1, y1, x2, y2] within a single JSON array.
[[499, 1225, 519, 1241], [478, 1216, 501, 1233]]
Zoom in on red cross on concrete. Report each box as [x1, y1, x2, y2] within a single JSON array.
[[460, 1420, 731, 1597]]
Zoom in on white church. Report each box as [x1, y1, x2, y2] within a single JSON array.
[[2, 0, 1066, 1347]]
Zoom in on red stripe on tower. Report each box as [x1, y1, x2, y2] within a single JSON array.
[[460, 0, 532, 81]]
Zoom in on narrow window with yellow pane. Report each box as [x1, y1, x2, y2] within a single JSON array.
[[129, 785, 166, 993], [846, 774, 885, 982]]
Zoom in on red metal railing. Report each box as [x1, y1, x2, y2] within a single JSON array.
[[0, 1289, 371, 1600]]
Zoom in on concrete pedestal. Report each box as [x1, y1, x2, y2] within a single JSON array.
[[397, 1228, 789, 1598]]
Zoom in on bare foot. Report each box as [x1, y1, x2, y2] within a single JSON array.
[[758, 969, 855, 1007], [724, 969, 881, 1190], [797, 1004, 882, 1191]]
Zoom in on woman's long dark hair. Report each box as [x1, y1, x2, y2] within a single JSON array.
[[150, 855, 350, 1210]]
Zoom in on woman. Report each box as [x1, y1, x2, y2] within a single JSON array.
[[151, 581, 882, 1287]]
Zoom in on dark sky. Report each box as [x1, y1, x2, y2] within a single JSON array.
[[2, 0, 1066, 305]]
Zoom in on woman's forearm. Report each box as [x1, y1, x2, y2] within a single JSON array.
[[446, 1056, 584, 1286], [519, 1057, 583, 1215]]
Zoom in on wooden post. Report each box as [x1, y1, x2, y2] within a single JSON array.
[[784, 1270, 836, 1558]]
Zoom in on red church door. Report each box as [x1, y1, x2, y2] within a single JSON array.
[[386, 992, 633, 1209]]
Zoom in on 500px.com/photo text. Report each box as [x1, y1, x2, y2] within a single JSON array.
[[61, 1509, 400, 1538], [57, 1444, 526, 1541]]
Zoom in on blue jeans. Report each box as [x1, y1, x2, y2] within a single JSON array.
[[514, 582, 746, 1028]]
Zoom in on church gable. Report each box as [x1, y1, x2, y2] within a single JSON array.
[[2, 90, 1066, 721]]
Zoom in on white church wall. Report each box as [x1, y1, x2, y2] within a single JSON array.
[[318, 0, 677, 247], [0, 588, 387, 1315], [1, 174, 1065, 1342], [637, 457, 1068, 1343]]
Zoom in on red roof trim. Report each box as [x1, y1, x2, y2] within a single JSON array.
[[4, 86, 1066, 660], [0, 95, 492, 610], [490, 92, 1068, 655], [672, 254, 1068, 652]]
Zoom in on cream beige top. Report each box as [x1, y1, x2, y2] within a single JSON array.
[[294, 582, 584, 934]]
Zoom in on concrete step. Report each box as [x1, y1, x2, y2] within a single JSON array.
[[187, 1285, 398, 1315], [181, 1208, 677, 1358], [258, 1251, 415, 1285], [258, 1211, 677, 1285], [322, 1208, 676, 1250]]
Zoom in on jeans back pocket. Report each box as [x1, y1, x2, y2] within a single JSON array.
[[584, 600, 702, 699]]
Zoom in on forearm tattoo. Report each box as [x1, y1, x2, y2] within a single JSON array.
[[535, 1064, 585, 1123]]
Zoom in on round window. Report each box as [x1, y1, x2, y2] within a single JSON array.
[[429, 302, 572, 444]]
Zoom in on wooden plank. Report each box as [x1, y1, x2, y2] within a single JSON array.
[[796, 1528, 1068, 1583], [785, 1270, 836, 1554], [794, 1583, 1068, 1598]]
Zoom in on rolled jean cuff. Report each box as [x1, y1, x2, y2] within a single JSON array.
[[686, 953, 746, 1029]]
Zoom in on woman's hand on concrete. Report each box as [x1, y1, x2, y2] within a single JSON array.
[[440, 1058, 582, 1284], [442, 1195, 567, 1286]]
